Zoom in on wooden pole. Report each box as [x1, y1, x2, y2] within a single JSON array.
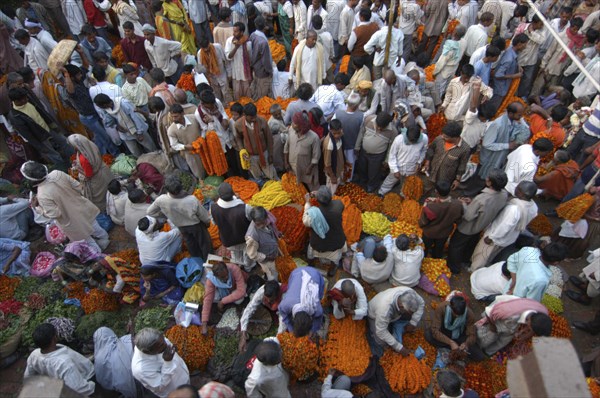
[[383, 0, 398, 67]]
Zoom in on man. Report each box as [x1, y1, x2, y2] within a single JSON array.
[[478, 101, 529, 180], [148, 174, 212, 260], [440, 65, 493, 122], [310, 74, 349, 120], [476, 295, 552, 355], [354, 112, 396, 193], [471, 261, 512, 301], [239, 281, 284, 351], [351, 234, 395, 284], [338, 0, 358, 53], [279, 267, 325, 337], [24, 19, 56, 55], [506, 242, 567, 302], [473, 46, 501, 86], [368, 70, 407, 117], [235, 102, 278, 180], [329, 278, 368, 320], [93, 51, 123, 86], [303, 187, 347, 276], [289, 30, 327, 90], [423, 121, 471, 191], [143, 24, 183, 84], [535, 150, 580, 200], [363, 10, 403, 80], [334, 92, 363, 180], [292, 0, 308, 41], [470, 181, 539, 271], [322, 120, 345, 194], [389, 234, 424, 288], [379, 126, 428, 196], [21, 161, 109, 250], [462, 12, 494, 65], [80, 25, 113, 68], [197, 37, 232, 104], [25, 323, 95, 395], [529, 104, 569, 148], [504, 138, 554, 195], [516, 15, 546, 98], [244, 339, 291, 398], [202, 261, 248, 334], [213, 8, 234, 48], [399, 0, 423, 61], [567, 249, 600, 306], [135, 216, 182, 265], [458, 79, 494, 150], [89, 66, 123, 103], [489, 34, 528, 110], [540, 6, 574, 60], [246, 206, 280, 281], [284, 111, 321, 190], [416, 0, 448, 61], [348, 8, 379, 72], [38, 0, 72, 37], [123, 188, 150, 236], [249, 17, 273, 99], [185, 0, 212, 44], [83, 0, 110, 42], [0, 193, 37, 241], [225, 22, 253, 99], [14, 29, 50, 71], [283, 83, 318, 125], [313, 15, 334, 74], [307, 0, 328, 31], [447, 169, 509, 273], [469, 35, 507, 67], [368, 286, 425, 355], [8, 88, 72, 170], [132, 328, 190, 398], [16, 1, 53, 35], [167, 104, 204, 178], [94, 94, 157, 157], [121, 21, 152, 70]]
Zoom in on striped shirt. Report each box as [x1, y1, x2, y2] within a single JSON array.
[[583, 100, 600, 138]]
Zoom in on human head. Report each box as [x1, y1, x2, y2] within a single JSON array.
[[306, 30, 318, 48], [373, 245, 388, 263], [340, 280, 356, 298], [532, 138, 554, 158], [452, 24, 467, 40], [334, 73, 350, 91], [449, 296, 466, 316], [168, 385, 199, 398], [107, 179, 122, 195], [441, 121, 462, 144], [33, 323, 57, 349], [217, 182, 234, 202], [540, 242, 567, 264], [93, 51, 110, 70], [375, 112, 393, 131], [211, 261, 230, 282], [255, 340, 283, 366], [233, 22, 245, 39], [528, 313, 553, 336], [484, 45, 501, 63], [173, 88, 189, 104], [138, 216, 161, 233], [395, 234, 410, 251], [196, 83, 212, 96], [164, 174, 183, 196], [8, 87, 29, 106], [329, 119, 343, 140], [436, 370, 463, 398], [93, 93, 113, 109], [292, 111, 311, 134], [142, 24, 156, 43], [128, 188, 147, 204], [487, 169, 508, 191], [92, 65, 107, 82], [407, 69, 420, 86], [435, 181, 452, 198], [16, 67, 33, 86], [491, 35, 507, 52], [134, 328, 167, 354], [169, 103, 185, 124], [263, 280, 281, 306], [512, 33, 529, 52], [478, 101, 496, 121], [569, 17, 584, 34], [396, 290, 420, 316], [230, 102, 244, 120], [123, 21, 136, 39], [199, 36, 210, 50], [64, 64, 82, 84], [553, 149, 570, 165], [269, 103, 283, 120], [200, 90, 217, 111], [515, 181, 537, 201], [255, 16, 266, 32], [460, 64, 475, 83], [292, 311, 312, 337], [81, 24, 97, 43], [242, 103, 257, 124], [148, 96, 166, 113], [312, 0, 322, 9], [359, 7, 372, 22], [316, 186, 332, 206], [312, 14, 323, 30], [14, 29, 30, 46], [347, 92, 361, 111], [587, 28, 599, 45], [506, 101, 525, 121], [296, 83, 314, 100], [383, 69, 397, 86], [531, 15, 543, 30], [559, 7, 574, 25], [550, 104, 569, 124], [218, 7, 232, 22], [250, 206, 269, 228], [149, 68, 166, 85], [20, 161, 48, 183], [479, 12, 494, 27]]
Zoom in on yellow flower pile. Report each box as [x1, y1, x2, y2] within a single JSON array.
[[362, 212, 391, 237], [390, 220, 423, 238], [421, 258, 452, 297], [248, 181, 292, 210]]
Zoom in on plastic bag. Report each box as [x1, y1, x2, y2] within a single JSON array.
[[176, 257, 204, 288], [110, 154, 137, 176], [95, 213, 114, 233], [45, 222, 67, 244], [31, 252, 58, 278], [174, 302, 194, 327], [183, 282, 205, 304], [418, 274, 450, 296]]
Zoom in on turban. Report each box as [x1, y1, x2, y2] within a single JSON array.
[[357, 80, 373, 90], [24, 19, 43, 29], [292, 111, 311, 134], [20, 161, 48, 182], [142, 216, 158, 234], [141, 24, 156, 33]]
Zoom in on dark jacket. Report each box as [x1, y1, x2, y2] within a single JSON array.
[[425, 136, 471, 184], [310, 200, 346, 253], [418, 198, 463, 239]]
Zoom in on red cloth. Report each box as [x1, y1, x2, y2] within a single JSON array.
[[135, 163, 164, 193], [537, 160, 580, 200], [529, 114, 566, 147], [328, 288, 345, 302], [120, 36, 153, 70], [83, 0, 107, 28], [78, 153, 94, 178]]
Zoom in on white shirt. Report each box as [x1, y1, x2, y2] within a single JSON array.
[[351, 235, 395, 284], [326, 0, 345, 40], [89, 81, 123, 102], [338, 5, 355, 44], [144, 36, 182, 77], [352, 9, 385, 29], [245, 339, 291, 398], [24, 345, 95, 396], [289, 43, 326, 89], [23, 37, 50, 71], [310, 84, 346, 118], [272, 67, 291, 99], [484, 198, 538, 247], [322, 374, 353, 398], [470, 261, 509, 299], [293, 1, 308, 39], [389, 243, 424, 288], [239, 284, 286, 333], [399, 0, 424, 35], [469, 44, 502, 69], [131, 342, 190, 398], [504, 144, 540, 196], [540, 17, 569, 54], [307, 5, 328, 32], [462, 24, 490, 57], [461, 109, 488, 149], [33, 30, 57, 54], [330, 278, 368, 320], [387, 132, 428, 175], [135, 225, 182, 265], [106, 191, 127, 225], [317, 29, 334, 69], [364, 26, 404, 67], [224, 36, 253, 81]]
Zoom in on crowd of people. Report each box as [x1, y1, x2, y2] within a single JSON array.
[[1, 0, 600, 396]]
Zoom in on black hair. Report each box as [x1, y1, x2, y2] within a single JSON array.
[[244, 103, 258, 117], [152, 0, 163, 12], [541, 242, 567, 263], [164, 175, 183, 195], [277, 59, 287, 72], [218, 7, 232, 21], [149, 68, 166, 83], [488, 169, 508, 191], [93, 51, 109, 62], [233, 22, 246, 32], [461, 64, 475, 77], [407, 126, 421, 143], [532, 138, 554, 153], [479, 101, 497, 120], [570, 17, 584, 29], [560, 6, 574, 14], [255, 340, 282, 366], [122, 63, 137, 74], [513, 33, 529, 46], [312, 15, 323, 30], [415, 53, 429, 68], [17, 66, 34, 83], [148, 96, 166, 112], [199, 36, 210, 48], [586, 28, 599, 44], [435, 180, 452, 197], [530, 313, 552, 336], [196, 83, 212, 95], [531, 15, 542, 24], [395, 234, 410, 251], [264, 280, 281, 299], [107, 179, 122, 195], [230, 102, 244, 115], [81, 24, 96, 36], [92, 65, 106, 81], [170, 103, 184, 114], [501, 261, 511, 278], [329, 119, 342, 131], [296, 83, 314, 101], [14, 29, 29, 41], [255, 16, 266, 31], [550, 105, 569, 122], [352, 56, 366, 69], [449, 296, 466, 316], [373, 245, 388, 263], [436, 370, 462, 397], [375, 112, 393, 128], [359, 7, 372, 21], [442, 121, 462, 138], [334, 73, 350, 86], [485, 45, 501, 58], [516, 181, 537, 200], [480, 11, 495, 23], [8, 87, 28, 101], [93, 93, 112, 107], [33, 323, 56, 349], [200, 89, 216, 105], [491, 35, 507, 51], [506, 101, 524, 115], [123, 21, 134, 30], [250, 206, 268, 222], [292, 311, 312, 337], [128, 188, 146, 203], [138, 217, 151, 231]]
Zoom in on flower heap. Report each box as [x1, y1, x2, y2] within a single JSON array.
[[277, 332, 319, 381], [342, 201, 363, 245], [268, 39, 286, 64], [356, 193, 383, 212], [165, 325, 214, 371], [549, 311, 572, 339], [336, 183, 368, 205], [421, 258, 452, 297], [464, 360, 508, 397], [426, 112, 447, 142], [271, 206, 308, 254], [382, 192, 403, 219], [380, 350, 431, 395], [81, 289, 119, 315], [248, 181, 292, 210], [281, 172, 309, 205], [390, 220, 423, 238], [191, 131, 229, 176], [527, 214, 554, 236], [587, 378, 600, 397], [403, 176, 424, 201], [319, 316, 371, 379], [362, 212, 391, 237], [0, 275, 20, 302], [541, 266, 565, 313], [224, 177, 259, 202], [402, 329, 437, 369], [339, 55, 351, 74], [397, 199, 422, 226], [556, 193, 595, 222]]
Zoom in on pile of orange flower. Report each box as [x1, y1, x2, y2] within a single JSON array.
[[269, 39, 286, 64], [81, 288, 119, 314], [208, 223, 222, 249], [356, 193, 383, 212], [271, 206, 308, 254], [161, 223, 172, 232], [278, 332, 319, 381], [336, 183, 368, 205], [587, 377, 600, 397], [402, 176, 424, 201], [281, 172, 309, 204], [549, 311, 572, 339], [193, 188, 204, 203], [527, 214, 554, 236], [275, 255, 297, 284], [165, 325, 214, 371], [381, 350, 431, 394], [397, 199, 422, 225], [426, 112, 447, 142], [382, 192, 403, 218], [65, 281, 86, 302], [402, 329, 437, 369], [556, 193, 595, 222], [421, 258, 452, 297], [176, 72, 197, 93], [102, 154, 114, 166], [111, 44, 126, 67], [191, 132, 228, 176], [224, 176, 259, 202], [0, 275, 20, 301], [390, 220, 423, 238], [530, 130, 559, 163], [339, 55, 351, 74], [447, 19, 460, 35], [425, 64, 435, 82], [494, 78, 521, 119], [342, 202, 363, 245], [320, 317, 371, 379], [464, 359, 508, 397], [173, 250, 191, 263], [112, 249, 141, 268]]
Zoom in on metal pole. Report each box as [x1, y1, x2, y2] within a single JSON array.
[[383, 0, 398, 67], [523, 0, 600, 93]]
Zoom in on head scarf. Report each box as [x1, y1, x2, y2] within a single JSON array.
[[357, 80, 373, 90], [142, 216, 158, 234], [24, 19, 43, 29], [561, 27, 585, 62], [67, 134, 103, 174], [141, 24, 156, 33], [292, 111, 311, 135], [199, 382, 235, 398]]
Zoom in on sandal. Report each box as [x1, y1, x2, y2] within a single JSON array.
[[566, 290, 592, 305], [569, 275, 587, 291]]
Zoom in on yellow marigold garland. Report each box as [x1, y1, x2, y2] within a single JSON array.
[[556, 193, 595, 223], [111, 44, 126, 67], [587, 377, 600, 398], [275, 255, 297, 284], [165, 325, 214, 371], [176, 72, 197, 92], [362, 212, 391, 237], [421, 258, 452, 297], [248, 181, 292, 210]]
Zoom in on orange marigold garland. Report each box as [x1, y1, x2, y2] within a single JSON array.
[[208, 223, 222, 249], [549, 311, 572, 339], [281, 172, 309, 204], [336, 183, 368, 205], [275, 255, 297, 284], [425, 64, 435, 82], [224, 176, 259, 202], [206, 131, 228, 176], [339, 55, 351, 74], [382, 192, 403, 219], [112, 249, 142, 268], [176, 72, 197, 93], [464, 359, 508, 397], [402, 329, 437, 369], [165, 325, 214, 371], [527, 214, 554, 236], [278, 332, 319, 381], [319, 317, 371, 379], [64, 281, 86, 302], [0, 275, 21, 302], [342, 203, 363, 245], [81, 288, 119, 314], [397, 199, 422, 226], [111, 44, 126, 67], [426, 113, 447, 142], [421, 258, 452, 297], [494, 78, 521, 119], [381, 350, 431, 394], [556, 193, 595, 223], [402, 176, 424, 201], [356, 193, 383, 212], [270, 206, 308, 254], [191, 136, 214, 175], [269, 39, 286, 64], [588, 378, 600, 398]]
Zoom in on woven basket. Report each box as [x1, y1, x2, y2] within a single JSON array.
[[47, 40, 78, 77]]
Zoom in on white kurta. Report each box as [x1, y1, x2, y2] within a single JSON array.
[[330, 278, 368, 320], [504, 144, 540, 196], [135, 226, 182, 265], [23, 38, 50, 71], [389, 244, 424, 288], [62, 0, 87, 35], [245, 338, 291, 398], [224, 36, 253, 81], [290, 45, 323, 89], [131, 342, 190, 398], [470, 261, 509, 299], [145, 37, 182, 77]]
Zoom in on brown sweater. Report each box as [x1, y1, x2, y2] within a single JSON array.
[[234, 116, 273, 157], [351, 22, 379, 57], [430, 301, 477, 347], [418, 198, 463, 239]]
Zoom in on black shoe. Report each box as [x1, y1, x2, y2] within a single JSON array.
[[573, 321, 600, 335], [569, 275, 587, 291], [566, 290, 592, 305]]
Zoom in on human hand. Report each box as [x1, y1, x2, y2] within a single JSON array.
[[394, 171, 402, 179], [399, 347, 412, 356], [484, 236, 493, 245], [459, 343, 468, 351], [404, 324, 416, 333], [202, 324, 208, 335], [239, 332, 248, 352], [451, 179, 460, 190], [450, 341, 460, 350], [509, 141, 518, 150], [162, 344, 176, 361], [217, 301, 225, 312]]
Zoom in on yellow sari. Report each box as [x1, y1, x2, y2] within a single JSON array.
[[162, 0, 196, 55], [39, 70, 88, 137]]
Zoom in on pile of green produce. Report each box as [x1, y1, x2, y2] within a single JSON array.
[[134, 306, 171, 333], [22, 302, 81, 348], [76, 309, 132, 342]]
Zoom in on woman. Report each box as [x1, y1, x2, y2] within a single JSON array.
[[93, 327, 138, 398], [52, 240, 104, 284], [112, 0, 143, 37], [161, 0, 196, 55], [67, 134, 113, 213], [89, 255, 141, 304], [140, 262, 184, 305], [153, 0, 173, 39], [277, 0, 294, 57]]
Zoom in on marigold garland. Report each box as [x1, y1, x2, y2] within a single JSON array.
[[81, 288, 119, 315], [336, 183, 368, 205], [102, 154, 114, 166], [206, 131, 228, 176], [556, 193, 595, 223], [402, 176, 424, 201], [224, 176, 259, 202], [421, 258, 452, 297], [527, 214, 554, 236], [269, 39, 286, 64], [402, 329, 437, 369], [112, 249, 142, 268], [356, 193, 383, 212], [426, 113, 447, 143], [381, 350, 431, 394], [65, 281, 86, 302], [320, 317, 371, 379], [342, 202, 363, 245], [362, 212, 391, 237], [111, 44, 126, 67], [390, 220, 423, 238], [248, 181, 292, 210], [176, 72, 197, 93], [165, 325, 214, 371], [281, 172, 309, 204], [275, 255, 297, 284], [270, 206, 308, 254], [493, 78, 521, 119], [382, 192, 403, 219], [541, 294, 563, 314], [549, 311, 572, 339], [278, 332, 319, 381], [425, 64, 435, 82], [339, 55, 351, 74], [208, 223, 222, 249], [587, 377, 600, 398], [464, 359, 508, 397], [447, 19, 460, 35], [0, 275, 20, 302], [191, 136, 213, 175], [397, 199, 422, 226]]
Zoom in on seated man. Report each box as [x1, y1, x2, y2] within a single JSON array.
[[135, 216, 182, 265], [476, 295, 552, 355], [389, 234, 424, 288], [279, 267, 325, 338], [328, 278, 368, 320], [436, 370, 480, 398], [124, 188, 150, 237], [239, 280, 284, 352], [368, 286, 425, 356], [426, 293, 484, 361], [246, 206, 280, 281], [245, 339, 292, 398], [131, 328, 190, 398], [140, 263, 184, 305], [351, 235, 395, 284], [470, 261, 511, 301], [0, 194, 38, 241], [24, 323, 95, 396], [534, 150, 580, 200], [201, 261, 248, 334], [322, 369, 353, 398], [106, 179, 127, 226]]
